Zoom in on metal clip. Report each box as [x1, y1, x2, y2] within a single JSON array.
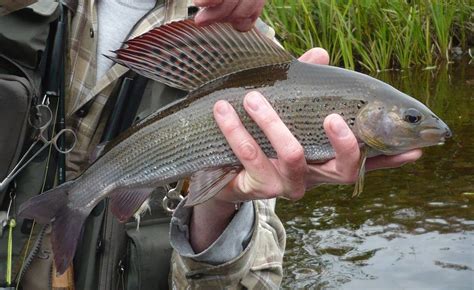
[[162, 179, 187, 213], [1, 185, 15, 238]]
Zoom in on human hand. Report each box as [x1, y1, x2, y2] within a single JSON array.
[[189, 47, 421, 252], [212, 47, 422, 203], [193, 0, 266, 31]]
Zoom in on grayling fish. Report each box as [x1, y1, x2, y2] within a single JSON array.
[[19, 19, 451, 274]]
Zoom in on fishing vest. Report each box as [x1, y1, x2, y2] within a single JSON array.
[[0, 0, 60, 287]]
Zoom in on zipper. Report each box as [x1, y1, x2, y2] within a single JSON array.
[[15, 224, 49, 287]]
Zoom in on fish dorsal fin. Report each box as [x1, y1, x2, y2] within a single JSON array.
[[110, 19, 294, 92]]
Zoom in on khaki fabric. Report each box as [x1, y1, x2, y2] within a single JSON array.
[[171, 200, 286, 289], [7, 0, 287, 288]]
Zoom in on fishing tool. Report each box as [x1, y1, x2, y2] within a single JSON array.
[[1, 186, 16, 288], [0, 102, 76, 193], [162, 179, 187, 213]]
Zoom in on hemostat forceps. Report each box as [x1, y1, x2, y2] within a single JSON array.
[[0, 104, 77, 192]]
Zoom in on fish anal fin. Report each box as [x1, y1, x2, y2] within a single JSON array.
[[109, 187, 154, 223], [111, 19, 294, 92], [185, 166, 242, 207]]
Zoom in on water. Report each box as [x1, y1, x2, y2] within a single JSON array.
[[278, 59, 474, 289]]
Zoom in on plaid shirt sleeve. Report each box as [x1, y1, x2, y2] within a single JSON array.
[[171, 200, 286, 289]]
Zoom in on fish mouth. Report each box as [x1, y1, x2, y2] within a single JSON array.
[[420, 126, 452, 145]]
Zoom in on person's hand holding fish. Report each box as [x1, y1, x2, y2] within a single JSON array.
[[194, 0, 265, 31], [206, 48, 423, 204]]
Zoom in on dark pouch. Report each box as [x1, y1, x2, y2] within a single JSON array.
[[0, 0, 58, 200], [124, 191, 173, 290], [0, 2, 59, 288], [0, 54, 35, 200]]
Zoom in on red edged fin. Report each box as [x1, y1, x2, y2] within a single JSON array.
[[109, 187, 154, 223], [185, 166, 242, 207], [110, 19, 293, 91]]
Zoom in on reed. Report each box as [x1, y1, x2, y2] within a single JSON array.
[[263, 0, 473, 72]]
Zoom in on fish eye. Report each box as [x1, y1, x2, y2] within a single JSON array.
[[404, 108, 422, 124]]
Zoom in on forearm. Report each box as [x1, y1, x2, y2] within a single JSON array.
[[190, 197, 237, 252]]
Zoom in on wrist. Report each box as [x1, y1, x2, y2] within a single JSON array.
[[190, 196, 240, 253]]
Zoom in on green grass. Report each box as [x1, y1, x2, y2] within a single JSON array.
[[263, 0, 473, 72]]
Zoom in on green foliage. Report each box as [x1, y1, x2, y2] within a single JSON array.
[[263, 0, 473, 71]]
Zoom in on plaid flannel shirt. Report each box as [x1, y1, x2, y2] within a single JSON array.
[[3, 0, 287, 288]]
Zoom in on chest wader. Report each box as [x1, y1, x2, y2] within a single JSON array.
[[0, 1, 61, 289]]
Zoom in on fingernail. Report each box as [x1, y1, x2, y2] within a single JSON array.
[[194, 9, 206, 24], [331, 117, 350, 138], [246, 92, 264, 112], [215, 100, 230, 116]]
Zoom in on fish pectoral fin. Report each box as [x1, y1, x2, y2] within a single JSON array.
[[110, 19, 293, 92], [352, 146, 368, 198], [109, 187, 154, 223], [185, 166, 242, 207]]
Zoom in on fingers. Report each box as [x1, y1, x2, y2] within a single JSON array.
[[194, 0, 239, 25], [213, 100, 279, 197], [243, 92, 307, 199], [213, 92, 308, 201], [366, 149, 422, 171], [194, 0, 265, 32], [298, 48, 330, 65], [230, 0, 265, 31], [193, 0, 223, 6], [324, 114, 361, 183], [306, 114, 422, 188]]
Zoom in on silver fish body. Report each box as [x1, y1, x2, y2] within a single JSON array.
[[72, 61, 381, 209]]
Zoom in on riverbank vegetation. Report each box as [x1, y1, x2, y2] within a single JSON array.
[[263, 0, 474, 72]]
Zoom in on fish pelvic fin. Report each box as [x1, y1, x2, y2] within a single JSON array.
[[110, 19, 294, 92], [18, 181, 89, 274], [185, 166, 242, 207], [109, 187, 154, 223]]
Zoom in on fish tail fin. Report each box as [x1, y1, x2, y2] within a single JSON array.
[[18, 181, 88, 274], [19, 181, 74, 223], [50, 206, 86, 274]]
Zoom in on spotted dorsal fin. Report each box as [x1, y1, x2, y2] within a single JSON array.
[[109, 19, 294, 92]]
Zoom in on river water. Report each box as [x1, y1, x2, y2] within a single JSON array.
[[278, 59, 474, 289]]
